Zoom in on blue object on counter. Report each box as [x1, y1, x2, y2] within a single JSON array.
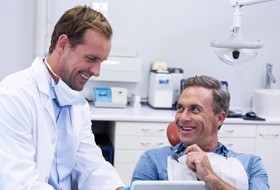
[[122, 187, 130, 190], [93, 87, 112, 102]]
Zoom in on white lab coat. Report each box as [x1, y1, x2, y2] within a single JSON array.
[[0, 58, 124, 190]]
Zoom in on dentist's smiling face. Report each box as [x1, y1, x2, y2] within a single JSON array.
[[175, 86, 221, 152], [59, 28, 111, 91]]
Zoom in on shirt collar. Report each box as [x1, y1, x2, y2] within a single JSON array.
[[174, 142, 229, 158]]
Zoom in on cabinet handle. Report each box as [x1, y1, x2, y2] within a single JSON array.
[[224, 143, 233, 147], [259, 133, 279, 138], [220, 130, 234, 134], [141, 142, 164, 147], [141, 128, 164, 133]]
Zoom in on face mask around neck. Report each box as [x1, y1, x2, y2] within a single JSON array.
[[44, 59, 87, 107]]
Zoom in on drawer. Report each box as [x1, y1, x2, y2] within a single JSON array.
[[115, 121, 168, 136], [115, 135, 170, 149], [218, 124, 256, 137], [219, 137, 255, 153], [114, 149, 146, 163]]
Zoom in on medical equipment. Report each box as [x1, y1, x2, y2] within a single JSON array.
[[210, 0, 275, 65], [93, 87, 128, 108]]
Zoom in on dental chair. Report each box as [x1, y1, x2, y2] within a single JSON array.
[[166, 121, 180, 146]]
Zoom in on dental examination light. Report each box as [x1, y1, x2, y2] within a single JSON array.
[[210, 0, 275, 65]]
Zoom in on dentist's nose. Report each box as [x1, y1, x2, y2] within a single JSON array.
[[90, 62, 101, 77]]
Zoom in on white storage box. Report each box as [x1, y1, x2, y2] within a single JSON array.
[[90, 56, 142, 82]]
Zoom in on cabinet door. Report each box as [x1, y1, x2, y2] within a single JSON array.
[[219, 124, 256, 137], [114, 121, 170, 185], [115, 121, 168, 136], [255, 125, 280, 190], [218, 124, 256, 154]]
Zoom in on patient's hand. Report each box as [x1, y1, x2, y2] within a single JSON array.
[[184, 144, 237, 190], [184, 144, 214, 182]]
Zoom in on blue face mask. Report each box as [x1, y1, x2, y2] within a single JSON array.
[[52, 79, 87, 107], [44, 60, 87, 107]]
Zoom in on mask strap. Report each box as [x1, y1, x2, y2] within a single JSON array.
[[44, 59, 60, 79]]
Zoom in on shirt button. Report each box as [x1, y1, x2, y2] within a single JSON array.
[[57, 159, 63, 164]]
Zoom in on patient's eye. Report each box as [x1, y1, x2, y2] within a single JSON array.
[[190, 105, 201, 114], [176, 104, 184, 112]]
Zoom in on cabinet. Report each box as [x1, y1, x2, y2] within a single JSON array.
[[114, 121, 170, 185], [255, 125, 280, 190], [218, 124, 256, 154]]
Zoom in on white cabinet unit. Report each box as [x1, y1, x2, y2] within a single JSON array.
[[114, 121, 170, 185], [256, 125, 280, 190], [218, 124, 256, 154]]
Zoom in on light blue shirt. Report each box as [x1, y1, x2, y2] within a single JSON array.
[[131, 142, 269, 190], [48, 80, 75, 190]]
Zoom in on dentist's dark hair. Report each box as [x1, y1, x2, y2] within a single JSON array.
[[48, 5, 112, 54]]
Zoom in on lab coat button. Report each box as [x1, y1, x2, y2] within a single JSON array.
[[45, 177, 48, 182], [51, 138, 56, 144], [57, 159, 62, 164]]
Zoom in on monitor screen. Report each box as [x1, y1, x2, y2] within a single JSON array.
[[131, 180, 206, 190]]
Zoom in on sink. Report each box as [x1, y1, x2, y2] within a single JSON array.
[[252, 89, 280, 119]]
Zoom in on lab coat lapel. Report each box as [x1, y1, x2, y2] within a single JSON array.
[[33, 57, 56, 127], [32, 57, 57, 181], [69, 106, 83, 149]]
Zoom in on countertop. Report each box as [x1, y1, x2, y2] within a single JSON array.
[[90, 104, 175, 122], [90, 104, 280, 125]]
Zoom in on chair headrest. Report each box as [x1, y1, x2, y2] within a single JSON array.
[[166, 121, 180, 146]]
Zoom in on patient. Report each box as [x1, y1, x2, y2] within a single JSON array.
[[131, 75, 269, 190]]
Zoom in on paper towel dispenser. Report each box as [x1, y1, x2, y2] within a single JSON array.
[[90, 56, 142, 82]]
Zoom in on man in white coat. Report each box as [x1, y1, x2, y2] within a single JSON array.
[[0, 5, 125, 190]]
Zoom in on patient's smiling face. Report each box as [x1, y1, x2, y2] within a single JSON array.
[[175, 86, 221, 152]]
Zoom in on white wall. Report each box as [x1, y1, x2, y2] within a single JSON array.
[[0, 0, 35, 80], [1, 0, 280, 111]]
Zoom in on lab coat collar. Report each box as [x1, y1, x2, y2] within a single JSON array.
[[32, 57, 51, 96]]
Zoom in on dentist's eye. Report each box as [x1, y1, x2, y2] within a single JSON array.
[[86, 56, 99, 63]]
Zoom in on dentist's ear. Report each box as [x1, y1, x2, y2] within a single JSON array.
[[56, 34, 69, 54]]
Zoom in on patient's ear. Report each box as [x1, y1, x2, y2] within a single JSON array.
[[216, 111, 226, 129]]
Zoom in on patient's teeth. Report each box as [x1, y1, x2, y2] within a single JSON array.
[[182, 127, 192, 131]]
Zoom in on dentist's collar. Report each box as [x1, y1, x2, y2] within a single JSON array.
[[44, 59, 60, 83]]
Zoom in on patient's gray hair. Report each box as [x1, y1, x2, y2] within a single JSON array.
[[183, 75, 230, 115]]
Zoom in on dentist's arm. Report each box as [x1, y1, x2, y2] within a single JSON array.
[[184, 144, 237, 190]]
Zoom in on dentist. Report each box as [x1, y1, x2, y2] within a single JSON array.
[[0, 5, 124, 190]]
